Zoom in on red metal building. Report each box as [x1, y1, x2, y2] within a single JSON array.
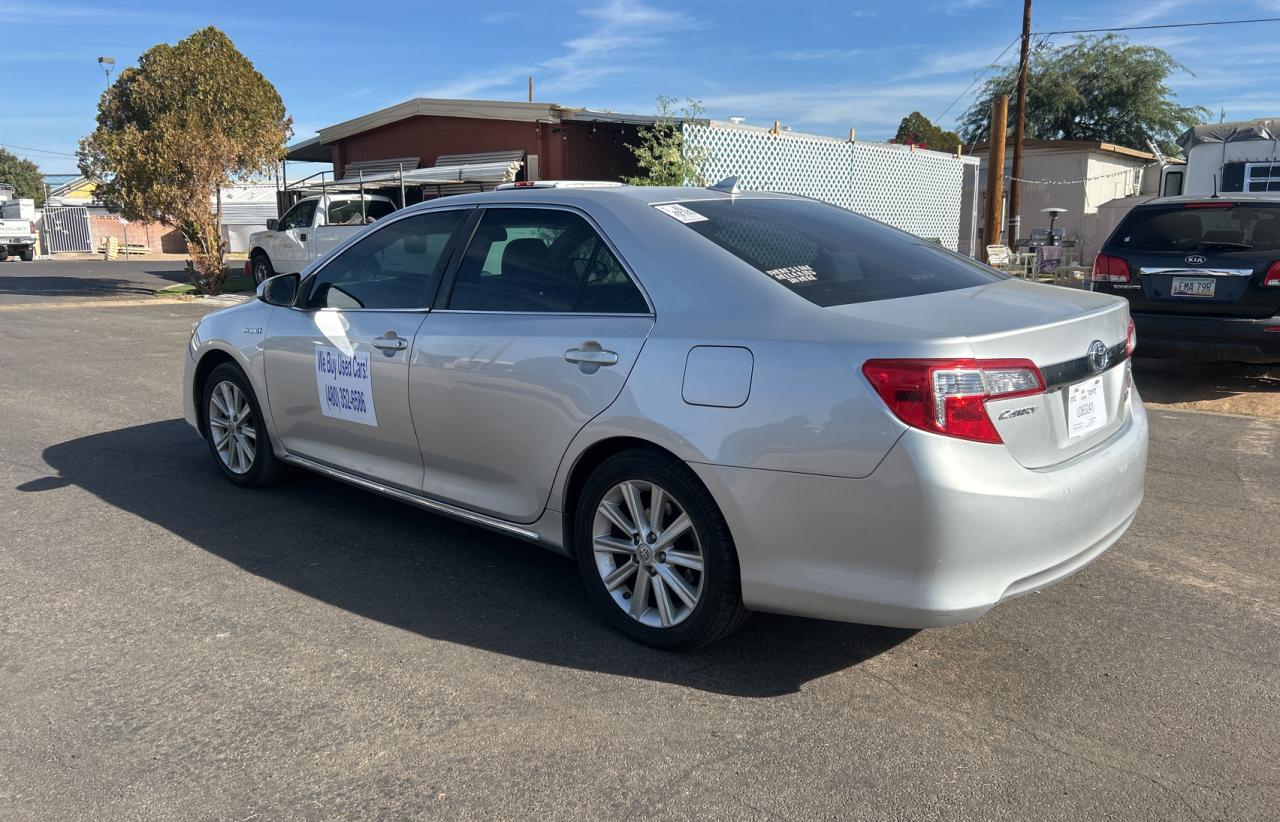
[[285, 98, 650, 184]]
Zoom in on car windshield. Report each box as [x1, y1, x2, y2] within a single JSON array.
[[1111, 202, 1280, 253], [664, 197, 1004, 307]]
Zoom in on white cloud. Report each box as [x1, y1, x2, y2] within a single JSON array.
[[415, 0, 701, 101], [939, 0, 995, 16], [766, 48, 865, 62]]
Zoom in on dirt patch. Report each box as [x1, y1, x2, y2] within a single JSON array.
[[1133, 358, 1280, 418]]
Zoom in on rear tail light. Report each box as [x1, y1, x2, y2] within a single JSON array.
[[1092, 253, 1131, 283], [861, 358, 1045, 444], [1126, 318, 1137, 357], [1263, 261, 1280, 287], [243, 260, 252, 277]]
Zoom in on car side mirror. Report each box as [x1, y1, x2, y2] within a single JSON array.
[[266, 218, 278, 232], [257, 272, 300, 307]]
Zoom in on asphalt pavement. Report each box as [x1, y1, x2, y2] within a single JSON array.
[[1, 263, 1277, 819]]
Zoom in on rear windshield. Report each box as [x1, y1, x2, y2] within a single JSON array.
[[662, 198, 1003, 307], [1110, 203, 1280, 253]]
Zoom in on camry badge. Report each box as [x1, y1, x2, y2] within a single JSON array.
[[1184, 254, 1207, 265], [1088, 340, 1110, 373]]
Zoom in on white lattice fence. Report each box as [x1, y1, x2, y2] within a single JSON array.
[[684, 122, 977, 252]]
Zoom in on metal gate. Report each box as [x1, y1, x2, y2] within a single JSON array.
[[41, 206, 93, 253]]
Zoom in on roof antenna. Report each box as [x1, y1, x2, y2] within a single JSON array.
[[1211, 172, 1220, 199], [708, 175, 741, 194]]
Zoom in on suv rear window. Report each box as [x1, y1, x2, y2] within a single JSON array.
[[662, 198, 1002, 307], [1110, 202, 1280, 253]]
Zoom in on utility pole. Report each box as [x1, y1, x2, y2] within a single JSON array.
[[528, 76, 534, 103], [983, 95, 1009, 260], [1008, 0, 1032, 247], [97, 56, 116, 89]]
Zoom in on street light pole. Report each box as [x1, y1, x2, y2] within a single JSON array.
[[97, 56, 116, 88], [1008, 0, 1032, 247]]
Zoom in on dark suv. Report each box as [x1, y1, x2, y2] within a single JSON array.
[[1091, 194, 1280, 362]]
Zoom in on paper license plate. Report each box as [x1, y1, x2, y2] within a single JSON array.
[[1067, 376, 1107, 439], [1171, 277, 1214, 297]]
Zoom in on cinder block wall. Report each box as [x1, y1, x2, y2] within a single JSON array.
[[89, 216, 187, 253]]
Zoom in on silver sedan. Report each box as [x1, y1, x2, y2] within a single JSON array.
[[184, 182, 1147, 648]]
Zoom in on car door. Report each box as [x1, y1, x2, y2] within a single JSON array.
[[410, 205, 655, 523], [263, 207, 471, 490], [272, 199, 318, 274]]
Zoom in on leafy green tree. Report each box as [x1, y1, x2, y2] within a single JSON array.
[[625, 96, 708, 186], [893, 112, 961, 153], [0, 148, 46, 206], [79, 27, 291, 294], [959, 34, 1208, 155]]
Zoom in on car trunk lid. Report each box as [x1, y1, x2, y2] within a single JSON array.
[[832, 279, 1132, 469]]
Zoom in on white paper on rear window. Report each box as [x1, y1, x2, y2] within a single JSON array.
[[653, 203, 708, 223]]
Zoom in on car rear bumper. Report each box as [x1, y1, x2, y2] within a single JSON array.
[[691, 392, 1148, 628], [1132, 311, 1280, 363]]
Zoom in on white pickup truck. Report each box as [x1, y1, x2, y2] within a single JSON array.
[[247, 193, 397, 283], [0, 218, 36, 261]]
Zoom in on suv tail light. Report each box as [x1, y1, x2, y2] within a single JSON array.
[[1092, 253, 1131, 283], [1264, 261, 1280, 287], [1126, 318, 1137, 357], [862, 359, 1045, 444]]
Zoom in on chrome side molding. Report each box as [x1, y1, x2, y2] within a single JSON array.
[[280, 454, 540, 541]]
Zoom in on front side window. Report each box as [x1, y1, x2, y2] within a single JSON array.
[[278, 200, 317, 231], [306, 209, 468, 310], [326, 199, 397, 226], [664, 198, 1003, 307], [448, 208, 648, 313]]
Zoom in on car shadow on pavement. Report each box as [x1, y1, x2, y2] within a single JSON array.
[[0, 275, 171, 298], [24, 420, 913, 698]]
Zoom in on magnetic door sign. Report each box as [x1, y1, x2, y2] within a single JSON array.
[[316, 346, 378, 426]]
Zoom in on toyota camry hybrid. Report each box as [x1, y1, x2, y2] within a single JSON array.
[[184, 181, 1148, 649]]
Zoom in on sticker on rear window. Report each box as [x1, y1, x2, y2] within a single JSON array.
[[653, 203, 708, 223], [766, 264, 818, 284]]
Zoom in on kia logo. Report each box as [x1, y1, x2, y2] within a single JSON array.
[[1184, 254, 1207, 265], [1088, 340, 1110, 373]]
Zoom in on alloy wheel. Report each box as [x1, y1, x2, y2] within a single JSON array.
[[592, 480, 705, 628], [207, 379, 257, 474]]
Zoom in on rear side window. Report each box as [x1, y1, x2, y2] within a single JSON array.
[[661, 198, 1003, 307], [448, 208, 648, 313], [326, 199, 396, 225], [1110, 204, 1280, 253]]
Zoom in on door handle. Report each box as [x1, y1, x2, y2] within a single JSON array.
[[299, 232, 308, 242], [564, 348, 619, 366], [372, 334, 408, 351]]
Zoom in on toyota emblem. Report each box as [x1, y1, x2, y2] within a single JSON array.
[[1088, 340, 1110, 373], [1184, 254, 1207, 265]]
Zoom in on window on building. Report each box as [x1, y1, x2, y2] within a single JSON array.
[[1245, 163, 1280, 193]]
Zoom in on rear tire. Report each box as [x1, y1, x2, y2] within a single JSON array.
[[19, 247, 33, 262], [250, 252, 274, 285], [574, 448, 748, 649], [0, 249, 8, 262], [201, 362, 285, 488]]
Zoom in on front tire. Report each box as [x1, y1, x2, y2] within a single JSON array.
[[250, 252, 274, 285], [574, 448, 748, 649], [201, 362, 285, 487]]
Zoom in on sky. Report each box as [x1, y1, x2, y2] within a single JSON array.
[[4, 0, 1280, 174]]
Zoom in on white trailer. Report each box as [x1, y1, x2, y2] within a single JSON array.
[[1160, 118, 1279, 196]]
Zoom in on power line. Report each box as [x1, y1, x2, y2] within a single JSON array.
[[934, 34, 1022, 123], [1, 143, 78, 157], [1035, 17, 1280, 36]]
